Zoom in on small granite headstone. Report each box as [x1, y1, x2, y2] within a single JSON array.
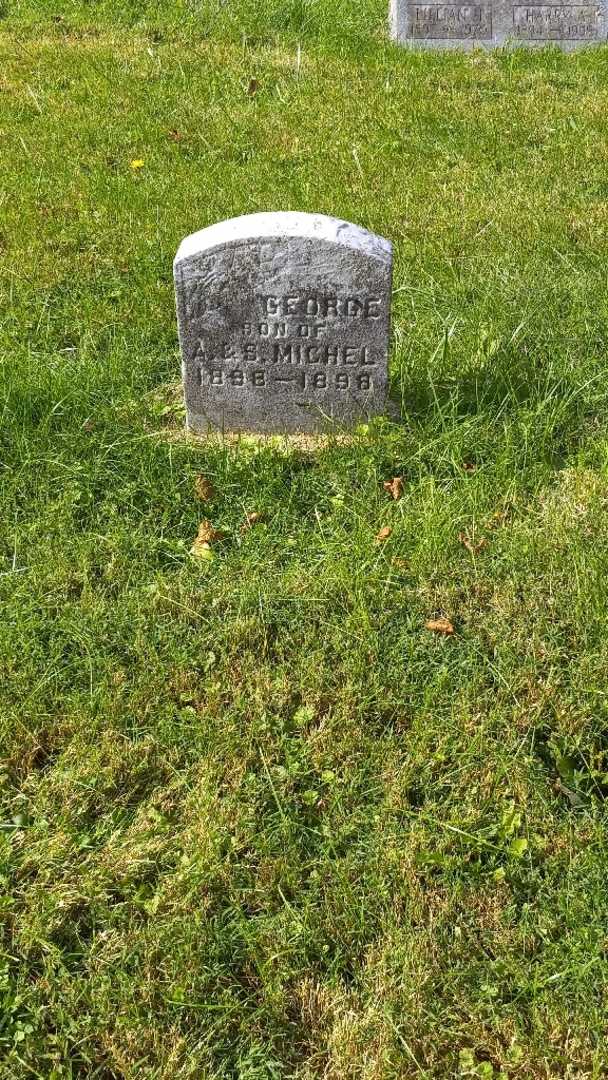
[[390, 0, 607, 47], [174, 212, 393, 434]]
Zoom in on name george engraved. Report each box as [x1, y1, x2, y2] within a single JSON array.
[[261, 295, 383, 319], [410, 2, 492, 36], [512, 3, 599, 37], [184, 287, 384, 323]]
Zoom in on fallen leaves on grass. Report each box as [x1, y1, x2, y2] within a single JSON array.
[[190, 520, 224, 560], [383, 476, 404, 500], [194, 475, 215, 502], [458, 532, 488, 556], [425, 617, 455, 636], [168, 129, 184, 142], [242, 511, 264, 530], [195, 520, 224, 544], [375, 526, 392, 543]]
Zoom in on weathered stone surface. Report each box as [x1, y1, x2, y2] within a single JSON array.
[[174, 213, 393, 434], [390, 0, 608, 48]]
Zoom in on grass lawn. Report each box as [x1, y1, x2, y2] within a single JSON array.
[[1, 1, 608, 1075]]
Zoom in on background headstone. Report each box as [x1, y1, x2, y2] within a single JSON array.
[[390, 0, 607, 47], [174, 213, 393, 434]]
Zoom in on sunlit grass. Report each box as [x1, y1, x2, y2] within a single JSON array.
[[1, 2, 608, 1075]]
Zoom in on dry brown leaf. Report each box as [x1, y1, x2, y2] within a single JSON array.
[[383, 476, 404, 501], [242, 511, 264, 530], [375, 526, 392, 543], [458, 532, 488, 556], [463, 462, 477, 473], [193, 519, 224, 545], [247, 78, 260, 96], [194, 475, 215, 502], [425, 617, 455, 636], [168, 129, 184, 142], [191, 518, 224, 560]]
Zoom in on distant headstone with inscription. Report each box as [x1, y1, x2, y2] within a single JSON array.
[[390, 0, 607, 47], [174, 213, 393, 434]]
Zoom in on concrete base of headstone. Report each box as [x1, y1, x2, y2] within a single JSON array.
[[174, 213, 393, 435], [390, 0, 608, 48]]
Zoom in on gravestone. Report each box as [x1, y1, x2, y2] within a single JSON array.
[[390, 0, 607, 47], [174, 213, 393, 434]]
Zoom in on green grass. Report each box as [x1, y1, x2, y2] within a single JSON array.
[[1, 1, 608, 1075]]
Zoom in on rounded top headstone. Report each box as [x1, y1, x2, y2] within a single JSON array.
[[174, 212, 392, 269], [173, 212, 394, 434]]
